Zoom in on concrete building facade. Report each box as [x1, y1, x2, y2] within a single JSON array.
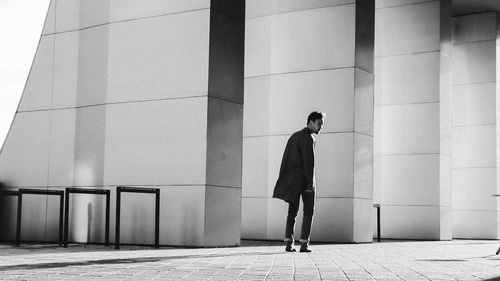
[[1, 0, 500, 246]]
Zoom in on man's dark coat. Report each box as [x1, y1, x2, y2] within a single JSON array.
[[273, 128, 316, 206]]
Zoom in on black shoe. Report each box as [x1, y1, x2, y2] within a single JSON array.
[[299, 243, 311, 253], [285, 241, 296, 252]]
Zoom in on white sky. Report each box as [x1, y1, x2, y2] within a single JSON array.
[[0, 0, 50, 148]]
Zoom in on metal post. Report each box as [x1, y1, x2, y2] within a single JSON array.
[[59, 193, 64, 246], [115, 188, 121, 250], [155, 189, 160, 249], [15, 192, 22, 247], [105, 190, 110, 247], [377, 206, 381, 242], [64, 190, 70, 248]]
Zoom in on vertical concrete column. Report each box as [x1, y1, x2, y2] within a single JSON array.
[[204, 0, 245, 246], [452, 13, 499, 239], [243, 0, 374, 243], [0, 0, 245, 247], [101, 0, 245, 247], [374, 0, 452, 240]]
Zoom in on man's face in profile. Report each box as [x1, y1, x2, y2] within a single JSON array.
[[310, 118, 324, 134]]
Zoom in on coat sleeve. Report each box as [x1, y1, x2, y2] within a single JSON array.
[[301, 134, 315, 191]]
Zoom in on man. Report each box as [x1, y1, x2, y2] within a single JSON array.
[[273, 111, 325, 253]]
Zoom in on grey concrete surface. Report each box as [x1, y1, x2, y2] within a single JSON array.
[[1, 240, 500, 280]]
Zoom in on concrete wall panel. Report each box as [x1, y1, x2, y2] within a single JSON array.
[[53, 25, 110, 109], [76, 26, 110, 108], [18, 35, 54, 112], [378, 154, 439, 206], [355, 1, 375, 73], [244, 16, 271, 78], [375, 103, 440, 155], [315, 133, 356, 198], [242, 76, 271, 138], [452, 83, 496, 127], [376, 0, 431, 9], [55, 0, 209, 33], [241, 197, 268, 239], [354, 133, 373, 199], [47, 109, 76, 187], [242, 137, 273, 198], [440, 154, 452, 207], [55, 0, 110, 33], [103, 98, 208, 186], [271, 5, 356, 74], [206, 98, 243, 188], [375, 1, 441, 56], [453, 210, 499, 239], [208, 11, 245, 104], [265, 199, 288, 240], [244, 69, 355, 137], [205, 186, 241, 246], [107, 11, 210, 104], [0, 112, 50, 187], [73, 106, 106, 187], [19, 192, 48, 242], [452, 168, 496, 211], [381, 205, 441, 239], [355, 69, 374, 136], [246, 0, 354, 19], [160, 186, 206, 246], [452, 125, 496, 168], [52, 32, 78, 109], [0, 194, 18, 241], [353, 198, 373, 242], [311, 198, 354, 242], [374, 52, 440, 106], [110, 0, 210, 23], [452, 40, 496, 85], [453, 12, 496, 44], [267, 69, 354, 135]]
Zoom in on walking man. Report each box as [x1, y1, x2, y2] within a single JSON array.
[[273, 111, 325, 252]]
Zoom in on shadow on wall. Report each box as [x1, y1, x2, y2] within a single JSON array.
[[0, 182, 15, 241]]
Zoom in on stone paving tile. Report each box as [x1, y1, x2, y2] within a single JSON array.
[[1, 240, 500, 280]]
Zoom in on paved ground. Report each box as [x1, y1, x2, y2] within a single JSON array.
[[1, 240, 500, 280]]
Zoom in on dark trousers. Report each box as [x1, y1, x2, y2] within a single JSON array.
[[285, 190, 315, 244]]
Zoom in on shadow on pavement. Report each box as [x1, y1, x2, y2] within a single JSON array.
[[0, 240, 285, 256], [0, 251, 284, 271]]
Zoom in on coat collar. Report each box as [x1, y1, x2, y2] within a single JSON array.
[[302, 127, 314, 134], [302, 127, 316, 142]]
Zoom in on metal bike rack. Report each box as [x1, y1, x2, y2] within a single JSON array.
[[64, 188, 110, 248], [115, 186, 160, 249], [17, 188, 64, 247]]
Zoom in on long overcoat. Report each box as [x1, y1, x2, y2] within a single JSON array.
[[273, 128, 316, 206]]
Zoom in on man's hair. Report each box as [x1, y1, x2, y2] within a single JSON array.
[[307, 111, 326, 124]]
